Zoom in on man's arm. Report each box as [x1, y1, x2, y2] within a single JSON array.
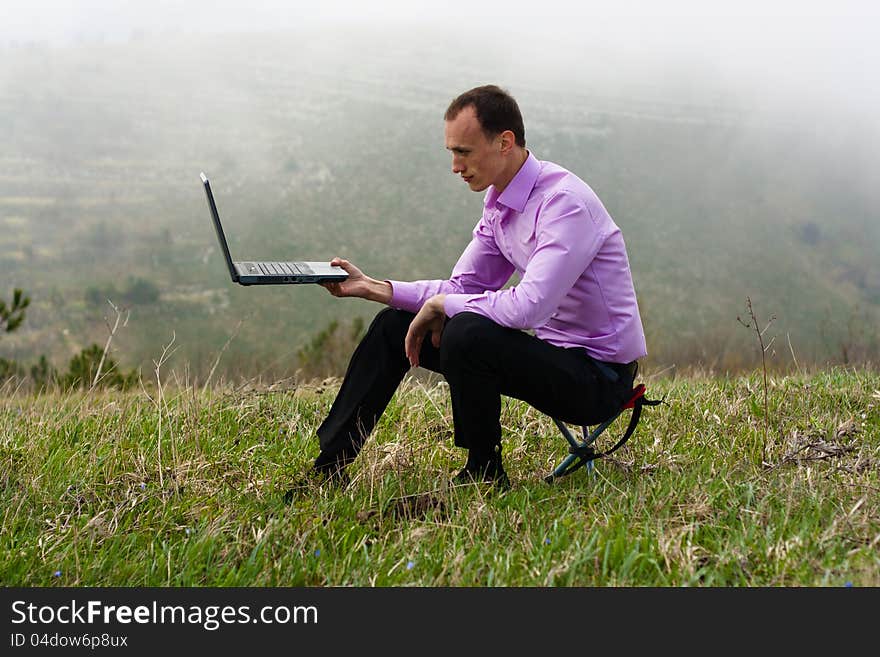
[[388, 216, 515, 314], [324, 215, 515, 367], [321, 212, 513, 309]]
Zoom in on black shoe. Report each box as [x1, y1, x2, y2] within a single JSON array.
[[283, 460, 350, 503], [313, 462, 351, 486], [313, 448, 355, 472], [451, 466, 510, 489], [313, 448, 355, 483], [451, 445, 510, 489]]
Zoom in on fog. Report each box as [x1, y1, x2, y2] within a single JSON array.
[[4, 1, 879, 120], [1, 0, 878, 375]]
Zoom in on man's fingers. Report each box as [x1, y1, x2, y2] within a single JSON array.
[[404, 327, 421, 368], [410, 337, 421, 368], [331, 257, 354, 274], [406, 342, 418, 368]]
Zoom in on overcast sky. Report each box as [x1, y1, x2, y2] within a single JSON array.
[[3, 0, 877, 51], [2, 0, 878, 118]]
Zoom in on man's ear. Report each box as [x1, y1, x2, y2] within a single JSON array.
[[499, 130, 516, 154]]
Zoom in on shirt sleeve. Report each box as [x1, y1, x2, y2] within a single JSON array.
[[444, 191, 607, 329], [387, 213, 515, 314]]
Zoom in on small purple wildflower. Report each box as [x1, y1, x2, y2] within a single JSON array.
[[406, 561, 415, 570], [314, 549, 320, 557], [139, 483, 146, 490], [53, 570, 62, 578], [544, 538, 551, 545], [845, 581, 853, 587]]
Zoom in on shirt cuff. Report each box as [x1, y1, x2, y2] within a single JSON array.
[[386, 280, 423, 314], [443, 293, 480, 318]]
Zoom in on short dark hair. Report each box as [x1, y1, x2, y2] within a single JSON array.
[[445, 85, 526, 148]]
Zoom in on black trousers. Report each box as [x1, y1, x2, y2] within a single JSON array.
[[316, 308, 634, 466]]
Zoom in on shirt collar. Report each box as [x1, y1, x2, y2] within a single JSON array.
[[484, 151, 540, 213]]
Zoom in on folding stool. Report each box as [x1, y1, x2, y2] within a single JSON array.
[[545, 382, 662, 482]]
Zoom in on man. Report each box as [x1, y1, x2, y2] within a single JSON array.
[[312, 84, 646, 487]]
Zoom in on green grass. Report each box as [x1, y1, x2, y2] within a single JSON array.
[[1, 368, 878, 586]]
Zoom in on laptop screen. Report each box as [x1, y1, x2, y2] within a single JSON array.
[[200, 173, 238, 282]]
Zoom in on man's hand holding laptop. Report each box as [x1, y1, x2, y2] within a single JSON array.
[[321, 257, 393, 304]]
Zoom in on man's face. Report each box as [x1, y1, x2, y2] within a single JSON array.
[[444, 105, 503, 192]]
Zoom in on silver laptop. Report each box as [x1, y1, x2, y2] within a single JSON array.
[[200, 172, 348, 285]]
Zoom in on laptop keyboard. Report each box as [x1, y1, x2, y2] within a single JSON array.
[[256, 261, 312, 276]]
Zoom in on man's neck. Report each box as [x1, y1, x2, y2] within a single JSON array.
[[493, 149, 529, 194]]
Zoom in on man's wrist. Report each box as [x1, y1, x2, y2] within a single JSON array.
[[431, 294, 447, 315], [370, 279, 393, 304]]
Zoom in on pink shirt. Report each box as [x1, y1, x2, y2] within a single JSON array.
[[389, 153, 647, 364]]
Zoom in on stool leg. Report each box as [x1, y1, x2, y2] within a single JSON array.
[[581, 427, 596, 478], [545, 411, 623, 482], [553, 418, 581, 449]]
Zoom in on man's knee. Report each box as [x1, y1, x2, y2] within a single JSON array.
[[439, 312, 498, 369], [365, 307, 413, 344]]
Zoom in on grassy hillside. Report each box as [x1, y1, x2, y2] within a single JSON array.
[[1, 368, 878, 586], [1, 29, 878, 381]]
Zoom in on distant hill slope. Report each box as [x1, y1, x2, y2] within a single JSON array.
[[1, 30, 877, 379]]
